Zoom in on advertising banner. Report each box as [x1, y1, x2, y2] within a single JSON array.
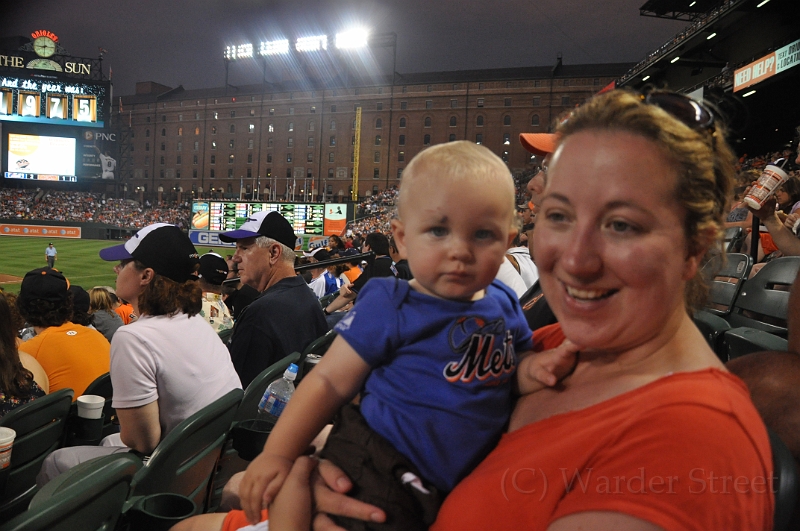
[[734, 38, 800, 92], [0, 224, 81, 238], [324, 203, 347, 236], [79, 129, 118, 180]]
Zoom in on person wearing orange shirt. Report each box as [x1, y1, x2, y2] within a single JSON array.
[[17, 268, 110, 399]]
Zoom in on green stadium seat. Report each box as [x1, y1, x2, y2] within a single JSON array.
[[0, 388, 73, 521]]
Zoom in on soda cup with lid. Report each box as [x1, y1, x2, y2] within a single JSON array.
[[743, 161, 789, 210]]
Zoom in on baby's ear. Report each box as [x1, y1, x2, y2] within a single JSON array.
[[391, 219, 407, 253]]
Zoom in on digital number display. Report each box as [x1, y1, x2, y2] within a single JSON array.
[[0, 76, 107, 127]]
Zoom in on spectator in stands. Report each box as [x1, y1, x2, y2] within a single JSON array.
[[222, 255, 259, 321], [322, 232, 395, 315], [388, 235, 412, 280], [198, 252, 234, 333], [505, 232, 539, 291], [88, 287, 124, 342], [68, 285, 93, 327], [305, 248, 342, 298], [776, 176, 800, 216], [327, 235, 345, 256], [113, 293, 137, 325], [235, 90, 773, 531], [0, 292, 46, 418], [17, 267, 109, 398], [747, 186, 800, 259], [220, 211, 328, 388], [38, 223, 241, 484]]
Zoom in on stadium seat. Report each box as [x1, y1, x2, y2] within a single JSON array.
[[217, 327, 234, 345], [723, 327, 790, 361], [129, 388, 242, 514], [724, 227, 745, 253], [702, 252, 751, 317], [692, 309, 731, 362], [62, 372, 116, 447], [0, 454, 141, 531], [234, 351, 303, 424], [726, 257, 800, 337], [206, 352, 301, 512], [297, 329, 337, 382], [0, 388, 73, 521], [770, 429, 799, 531]]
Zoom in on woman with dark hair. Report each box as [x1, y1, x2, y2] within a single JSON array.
[[38, 224, 241, 485], [775, 175, 800, 216], [0, 293, 46, 418]]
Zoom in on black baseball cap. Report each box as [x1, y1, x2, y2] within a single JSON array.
[[218, 211, 297, 249], [198, 253, 229, 286], [69, 285, 91, 314], [99, 223, 200, 283], [19, 267, 70, 305]]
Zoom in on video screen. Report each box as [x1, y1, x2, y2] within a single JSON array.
[[5, 133, 77, 182]]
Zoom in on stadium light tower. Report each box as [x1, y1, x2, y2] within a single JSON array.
[[335, 27, 369, 49]]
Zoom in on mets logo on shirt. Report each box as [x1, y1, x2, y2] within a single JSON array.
[[443, 316, 516, 383]]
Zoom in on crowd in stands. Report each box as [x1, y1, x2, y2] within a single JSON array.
[[0, 188, 191, 228]]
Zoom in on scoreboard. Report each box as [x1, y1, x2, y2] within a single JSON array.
[[193, 201, 326, 234], [0, 75, 107, 128]]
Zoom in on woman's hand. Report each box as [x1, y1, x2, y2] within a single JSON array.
[[269, 457, 317, 531], [239, 452, 294, 524], [784, 213, 799, 232], [312, 459, 386, 529]]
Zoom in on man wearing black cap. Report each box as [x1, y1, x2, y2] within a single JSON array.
[[219, 211, 328, 387], [198, 252, 233, 333]]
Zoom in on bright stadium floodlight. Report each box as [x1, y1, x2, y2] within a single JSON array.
[[260, 39, 290, 56], [642, 75, 651, 81], [335, 27, 370, 49], [707, 32, 717, 40], [237, 43, 253, 59], [296, 35, 328, 52], [670, 56, 680, 63]]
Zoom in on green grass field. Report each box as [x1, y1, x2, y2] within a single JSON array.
[[0, 236, 220, 294]]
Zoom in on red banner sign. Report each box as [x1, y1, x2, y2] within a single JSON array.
[[0, 224, 81, 238]]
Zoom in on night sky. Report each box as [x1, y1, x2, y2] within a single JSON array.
[[5, 1, 687, 96]]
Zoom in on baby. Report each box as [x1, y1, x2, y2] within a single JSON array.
[[240, 141, 575, 529]]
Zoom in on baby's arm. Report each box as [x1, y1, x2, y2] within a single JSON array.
[[514, 339, 580, 395], [239, 336, 371, 524]]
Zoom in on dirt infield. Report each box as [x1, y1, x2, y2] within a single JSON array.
[[0, 273, 22, 284]]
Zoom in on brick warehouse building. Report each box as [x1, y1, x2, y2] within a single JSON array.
[[118, 61, 631, 203]]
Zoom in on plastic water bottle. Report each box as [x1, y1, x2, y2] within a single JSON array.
[[257, 363, 298, 423]]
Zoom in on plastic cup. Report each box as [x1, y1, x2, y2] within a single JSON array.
[[76, 395, 105, 419], [743, 165, 789, 209], [0, 427, 16, 469]]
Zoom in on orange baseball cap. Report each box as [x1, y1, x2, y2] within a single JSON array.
[[519, 133, 557, 156]]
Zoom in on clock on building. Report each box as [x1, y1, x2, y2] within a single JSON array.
[[33, 35, 56, 58]]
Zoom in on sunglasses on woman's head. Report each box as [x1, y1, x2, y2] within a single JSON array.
[[640, 91, 715, 133]]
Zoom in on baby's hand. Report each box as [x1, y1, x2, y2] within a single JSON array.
[[515, 340, 580, 395], [239, 451, 294, 524]]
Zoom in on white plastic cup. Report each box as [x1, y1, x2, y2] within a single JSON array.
[[743, 165, 789, 209], [76, 395, 105, 419], [0, 427, 16, 469]]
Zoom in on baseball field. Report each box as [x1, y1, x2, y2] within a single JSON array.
[[0, 236, 220, 294]]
